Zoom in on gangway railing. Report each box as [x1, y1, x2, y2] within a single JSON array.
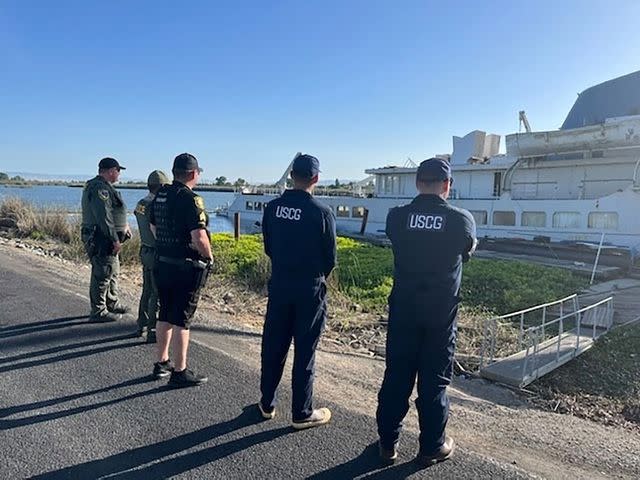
[[480, 294, 579, 368], [519, 296, 614, 386]]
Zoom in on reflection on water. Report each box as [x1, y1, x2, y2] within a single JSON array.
[[0, 184, 236, 233]]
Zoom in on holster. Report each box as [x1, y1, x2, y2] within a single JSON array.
[[187, 258, 213, 290]]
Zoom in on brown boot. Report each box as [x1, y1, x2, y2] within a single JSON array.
[[416, 436, 455, 467]]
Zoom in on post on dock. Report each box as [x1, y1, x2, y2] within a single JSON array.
[[359, 208, 369, 235], [234, 212, 240, 240]]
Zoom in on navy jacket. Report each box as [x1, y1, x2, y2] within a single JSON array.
[[386, 194, 476, 299], [262, 189, 336, 281]]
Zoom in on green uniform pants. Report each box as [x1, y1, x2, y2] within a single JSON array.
[[137, 246, 159, 331], [90, 254, 120, 318]]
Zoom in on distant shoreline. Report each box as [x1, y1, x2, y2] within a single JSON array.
[[67, 183, 238, 192]]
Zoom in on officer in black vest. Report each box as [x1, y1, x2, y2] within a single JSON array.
[[150, 153, 212, 388], [376, 158, 477, 466], [258, 153, 337, 429]]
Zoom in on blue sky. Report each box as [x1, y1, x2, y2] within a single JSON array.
[[1, 1, 639, 182]]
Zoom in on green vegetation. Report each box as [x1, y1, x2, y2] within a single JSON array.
[[0, 196, 587, 315], [534, 321, 640, 427], [210, 233, 587, 315]]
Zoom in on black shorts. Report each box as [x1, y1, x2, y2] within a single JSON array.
[[154, 261, 203, 329]]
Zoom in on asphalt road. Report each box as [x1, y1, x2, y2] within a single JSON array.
[[0, 255, 532, 479]]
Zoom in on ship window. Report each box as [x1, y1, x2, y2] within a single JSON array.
[[493, 211, 515, 226], [470, 210, 488, 225], [552, 212, 581, 228], [246, 201, 254, 211], [254, 202, 263, 211], [337, 205, 350, 217], [493, 172, 502, 197], [521, 211, 546, 227], [352, 206, 366, 218], [588, 212, 618, 230]]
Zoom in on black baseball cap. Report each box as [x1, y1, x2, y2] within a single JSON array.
[[416, 157, 451, 182], [172, 153, 203, 173], [291, 153, 320, 178], [98, 157, 126, 171]]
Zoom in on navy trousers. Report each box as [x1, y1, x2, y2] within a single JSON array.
[[260, 277, 327, 422], [376, 291, 458, 454]]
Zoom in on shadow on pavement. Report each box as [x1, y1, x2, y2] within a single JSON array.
[[0, 316, 91, 339], [307, 442, 424, 480], [0, 333, 138, 365], [0, 375, 154, 419], [0, 339, 140, 375], [0, 316, 89, 333], [0, 376, 163, 430], [31, 406, 285, 480]]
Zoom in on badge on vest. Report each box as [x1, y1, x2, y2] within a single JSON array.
[[407, 213, 446, 231], [275, 206, 302, 221]]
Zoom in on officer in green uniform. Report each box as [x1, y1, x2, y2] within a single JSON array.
[[134, 170, 169, 342], [81, 157, 132, 322]]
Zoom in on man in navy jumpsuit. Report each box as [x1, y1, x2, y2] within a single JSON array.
[[376, 158, 476, 465], [259, 153, 337, 429]]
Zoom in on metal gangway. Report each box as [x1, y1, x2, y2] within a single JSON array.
[[479, 294, 614, 388]]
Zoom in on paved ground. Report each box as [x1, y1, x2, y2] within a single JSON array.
[[0, 255, 533, 479]]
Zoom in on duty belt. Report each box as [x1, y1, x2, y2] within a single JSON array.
[[158, 256, 211, 270], [158, 255, 187, 267]]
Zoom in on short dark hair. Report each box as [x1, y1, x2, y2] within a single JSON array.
[[172, 168, 195, 182], [291, 170, 314, 186]]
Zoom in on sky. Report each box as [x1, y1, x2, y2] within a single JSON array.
[[1, 1, 639, 182]]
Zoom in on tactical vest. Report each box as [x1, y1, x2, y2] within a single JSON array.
[[153, 183, 193, 259], [81, 176, 127, 238]]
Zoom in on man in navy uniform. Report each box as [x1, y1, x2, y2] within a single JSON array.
[[376, 158, 477, 466], [150, 153, 212, 388], [259, 153, 337, 429]]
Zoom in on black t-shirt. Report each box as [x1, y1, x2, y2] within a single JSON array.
[[386, 194, 476, 298], [150, 181, 208, 260], [262, 189, 336, 280]]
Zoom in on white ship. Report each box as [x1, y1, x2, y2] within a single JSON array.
[[227, 71, 640, 256]]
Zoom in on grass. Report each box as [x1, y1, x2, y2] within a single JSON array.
[[0, 197, 74, 243], [532, 321, 640, 428], [210, 232, 588, 316]]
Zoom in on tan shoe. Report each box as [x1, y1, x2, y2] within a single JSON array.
[[378, 440, 398, 463], [416, 436, 455, 466], [292, 407, 332, 430], [258, 403, 276, 420]]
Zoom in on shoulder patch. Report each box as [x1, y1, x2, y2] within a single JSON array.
[[194, 196, 205, 210], [98, 189, 110, 201]]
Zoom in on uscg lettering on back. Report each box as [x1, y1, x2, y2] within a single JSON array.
[[275, 206, 302, 221], [406, 213, 446, 231]]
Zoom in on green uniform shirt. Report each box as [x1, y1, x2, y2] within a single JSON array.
[[134, 192, 156, 248], [81, 175, 127, 243]]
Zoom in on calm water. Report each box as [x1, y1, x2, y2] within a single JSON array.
[[0, 184, 235, 233]]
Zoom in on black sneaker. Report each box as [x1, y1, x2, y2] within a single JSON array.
[[89, 311, 121, 323], [109, 304, 131, 315], [168, 368, 208, 388], [146, 330, 157, 344], [152, 360, 173, 379]]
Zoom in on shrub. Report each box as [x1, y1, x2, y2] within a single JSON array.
[[0, 197, 74, 243]]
